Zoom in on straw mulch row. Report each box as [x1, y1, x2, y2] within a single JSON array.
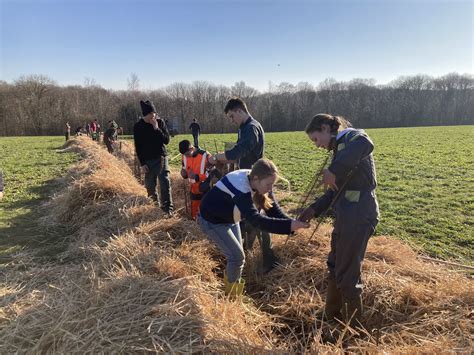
[[0, 137, 274, 353], [0, 136, 472, 353], [245, 231, 473, 352]]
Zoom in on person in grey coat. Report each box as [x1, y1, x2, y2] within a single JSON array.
[[299, 113, 379, 327]]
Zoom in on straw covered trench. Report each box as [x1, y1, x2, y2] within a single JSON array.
[[0, 136, 472, 353]]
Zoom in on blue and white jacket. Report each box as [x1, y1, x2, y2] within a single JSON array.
[[199, 170, 292, 235]]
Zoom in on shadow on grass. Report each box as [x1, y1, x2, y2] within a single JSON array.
[[0, 177, 74, 263]]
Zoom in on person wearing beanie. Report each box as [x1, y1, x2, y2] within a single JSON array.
[[133, 100, 174, 214]]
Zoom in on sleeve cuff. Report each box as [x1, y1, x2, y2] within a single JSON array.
[[225, 150, 236, 161]]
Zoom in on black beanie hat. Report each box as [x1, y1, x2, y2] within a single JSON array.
[[140, 100, 157, 116]]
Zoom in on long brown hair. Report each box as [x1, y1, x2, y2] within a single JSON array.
[[249, 158, 278, 210], [304, 113, 351, 135]]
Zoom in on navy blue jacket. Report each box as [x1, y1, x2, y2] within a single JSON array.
[[225, 116, 264, 169], [189, 122, 201, 135], [200, 170, 292, 235]]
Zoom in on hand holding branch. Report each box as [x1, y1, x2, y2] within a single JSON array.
[[322, 169, 338, 191]]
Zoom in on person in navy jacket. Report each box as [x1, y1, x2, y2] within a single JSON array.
[[209, 97, 280, 274], [299, 113, 379, 326], [198, 158, 309, 297]]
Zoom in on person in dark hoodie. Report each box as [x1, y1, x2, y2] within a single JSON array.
[[133, 100, 174, 214], [209, 97, 279, 274], [198, 158, 309, 297], [299, 113, 379, 326], [103, 120, 119, 154], [189, 118, 201, 147]]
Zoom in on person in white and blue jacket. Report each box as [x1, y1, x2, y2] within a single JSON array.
[[299, 113, 379, 326], [198, 158, 309, 297]]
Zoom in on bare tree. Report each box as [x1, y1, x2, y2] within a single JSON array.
[[1, 72, 473, 136], [127, 73, 140, 92]]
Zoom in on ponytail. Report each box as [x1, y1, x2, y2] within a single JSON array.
[[304, 113, 351, 134], [253, 192, 273, 211], [250, 158, 278, 210]]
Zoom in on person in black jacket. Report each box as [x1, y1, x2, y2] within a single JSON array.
[[198, 158, 309, 297], [299, 113, 379, 326], [133, 100, 174, 214], [209, 97, 279, 274], [189, 118, 201, 147]]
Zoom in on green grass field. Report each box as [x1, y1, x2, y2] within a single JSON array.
[[168, 126, 474, 262], [0, 137, 78, 258], [1, 126, 473, 263]]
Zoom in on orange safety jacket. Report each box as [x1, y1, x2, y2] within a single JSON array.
[[182, 149, 209, 199]]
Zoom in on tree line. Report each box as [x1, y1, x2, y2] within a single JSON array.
[[0, 72, 472, 137]]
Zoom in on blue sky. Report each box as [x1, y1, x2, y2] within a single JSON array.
[[1, 0, 472, 91]]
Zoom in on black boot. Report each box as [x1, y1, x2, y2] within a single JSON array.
[[262, 252, 280, 274], [324, 276, 342, 320], [341, 295, 363, 326], [260, 231, 279, 274]]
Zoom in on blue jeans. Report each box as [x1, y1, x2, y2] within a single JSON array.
[[197, 215, 245, 283]]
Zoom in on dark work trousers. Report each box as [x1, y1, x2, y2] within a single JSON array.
[[327, 194, 378, 299], [144, 156, 174, 212], [192, 133, 199, 148], [104, 139, 114, 153], [241, 221, 277, 270]]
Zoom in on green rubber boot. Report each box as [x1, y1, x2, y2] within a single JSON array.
[[224, 272, 245, 299]]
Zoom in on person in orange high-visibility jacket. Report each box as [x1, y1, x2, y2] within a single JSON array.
[[179, 139, 213, 219]]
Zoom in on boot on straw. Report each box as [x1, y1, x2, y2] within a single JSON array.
[[224, 272, 245, 299], [341, 295, 363, 327], [324, 275, 342, 320]]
